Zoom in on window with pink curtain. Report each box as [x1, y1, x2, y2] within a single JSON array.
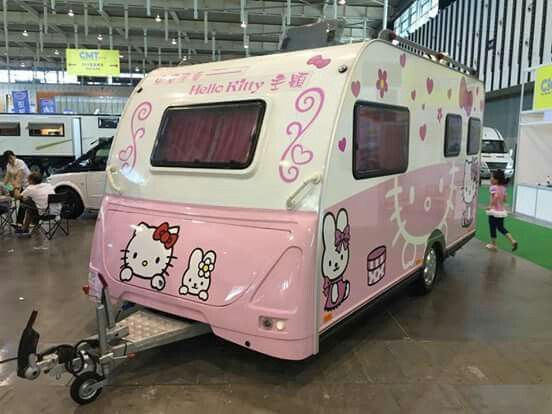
[[151, 101, 265, 169], [353, 103, 409, 179]]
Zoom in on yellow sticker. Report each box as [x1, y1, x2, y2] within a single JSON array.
[[534, 64, 552, 111]]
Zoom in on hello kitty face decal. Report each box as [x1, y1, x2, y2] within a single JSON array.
[[179, 248, 217, 301], [386, 164, 458, 270], [120, 222, 179, 291], [321, 209, 351, 311], [462, 157, 479, 228]]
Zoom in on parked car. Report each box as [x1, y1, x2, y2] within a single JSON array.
[[480, 127, 514, 179], [47, 137, 112, 218]]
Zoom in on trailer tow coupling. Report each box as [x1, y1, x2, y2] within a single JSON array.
[[16, 287, 211, 405]]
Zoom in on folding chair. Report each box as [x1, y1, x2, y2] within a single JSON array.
[[0, 198, 16, 235], [33, 193, 70, 240]]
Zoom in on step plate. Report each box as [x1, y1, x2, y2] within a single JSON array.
[[116, 309, 210, 352]]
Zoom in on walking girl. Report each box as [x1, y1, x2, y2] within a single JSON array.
[[486, 170, 518, 251]]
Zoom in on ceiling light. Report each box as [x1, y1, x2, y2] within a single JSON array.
[[97, 34, 103, 41], [338, 0, 346, 4], [241, 22, 247, 28], [171, 38, 177, 45], [20, 62, 25, 67], [119, 55, 124, 59], [155, 13, 162, 23], [54, 49, 59, 55], [22, 29, 29, 37], [135, 66, 140, 72], [244, 44, 249, 49], [68, 9, 74, 17]]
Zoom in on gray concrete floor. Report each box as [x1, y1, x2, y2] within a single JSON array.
[[1, 217, 552, 413]]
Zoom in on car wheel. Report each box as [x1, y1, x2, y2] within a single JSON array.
[[56, 187, 84, 219], [414, 244, 440, 295]]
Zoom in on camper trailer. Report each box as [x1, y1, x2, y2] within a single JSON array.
[[17, 31, 483, 404], [0, 113, 119, 175]]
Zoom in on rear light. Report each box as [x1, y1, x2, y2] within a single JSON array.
[[82, 284, 90, 296], [260, 316, 286, 332]]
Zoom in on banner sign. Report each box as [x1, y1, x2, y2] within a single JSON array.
[[12, 90, 30, 113], [534, 64, 552, 111], [66, 49, 120, 77], [39, 98, 56, 113]]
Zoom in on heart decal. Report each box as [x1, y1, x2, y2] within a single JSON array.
[[307, 54, 331, 69], [351, 81, 361, 98], [291, 144, 314, 165], [400, 53, 406, 68], [338, 137, 347, 152], [419, 124, 427, 141], [411, 90, 416, 101], [426, 78, 434, 94], [118, 145, 133, 162]]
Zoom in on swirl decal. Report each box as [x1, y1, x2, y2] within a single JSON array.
[[118, 101, 153, 172], [279, 87, 325, 183]]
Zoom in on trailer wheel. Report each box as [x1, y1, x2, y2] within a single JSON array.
[[414, 244, 440, 295], [70, 372, 104, 405]]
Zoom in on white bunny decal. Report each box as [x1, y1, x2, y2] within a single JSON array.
[[120, 222, 179, 291], [179, 248, 217, 301], [321, 209, 351, 311]]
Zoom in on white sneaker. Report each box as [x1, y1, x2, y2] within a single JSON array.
[[485, 244, 497, 251]]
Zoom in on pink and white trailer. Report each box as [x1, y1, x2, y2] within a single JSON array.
[[16, 31, 483, 404]]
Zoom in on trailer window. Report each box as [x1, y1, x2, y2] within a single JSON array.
[[28, 123, 65, 137], [151, 101, 265, 169], [353, 102, 409, 179], [0, 122, 20, 136], [467, 118, 481, 155], [444, 115, 462, 157], [98, 117, 119, 129]]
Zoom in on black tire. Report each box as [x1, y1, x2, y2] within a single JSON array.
[[414, 244, 440, 295], [70, 372, 104, 405], [56, 187, 84, 219]]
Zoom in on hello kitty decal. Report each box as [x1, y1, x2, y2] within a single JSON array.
[[322, 209, 351, 311], [462, 157, 479, 228], [179, 248, 217, 301], [120, 222, 179, 291]]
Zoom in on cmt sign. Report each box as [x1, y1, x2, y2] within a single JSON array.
[[66, 48, 120, 77], [79, 51, 100, 60], [534, 65, 552, 111]]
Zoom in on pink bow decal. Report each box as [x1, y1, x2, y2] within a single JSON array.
[[153, 222, 178, 249], [334, 225, 350, 253]]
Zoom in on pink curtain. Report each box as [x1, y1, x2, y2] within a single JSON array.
[[355, 106, 408, 175], [156, 103, 262, 166]]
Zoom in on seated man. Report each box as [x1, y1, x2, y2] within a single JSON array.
[[13, 172, 60, 236]]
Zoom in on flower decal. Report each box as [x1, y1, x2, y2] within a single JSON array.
[[376, 69, 388, 99], [437, 108, 443, 123], [198, 256, 215, 278]]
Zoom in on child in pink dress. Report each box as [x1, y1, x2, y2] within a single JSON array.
[[486, 170, 518, 251]]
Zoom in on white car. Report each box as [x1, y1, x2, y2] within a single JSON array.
[[480, 127, 514, 179], [48, 138, 112, 218]]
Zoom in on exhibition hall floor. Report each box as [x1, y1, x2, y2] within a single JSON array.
[[1, 218, 552, 413]]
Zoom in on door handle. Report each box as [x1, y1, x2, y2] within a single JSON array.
[[106, 165, 123, 194]]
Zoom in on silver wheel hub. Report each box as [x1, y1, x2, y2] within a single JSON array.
[[423, 249, 437, 286], [79, 379, 97, 400]]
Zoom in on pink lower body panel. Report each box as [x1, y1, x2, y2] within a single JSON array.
[[89, 195, 318, 360]]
